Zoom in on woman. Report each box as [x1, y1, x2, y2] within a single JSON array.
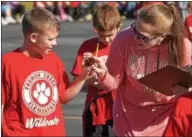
[[84, 4, 192, 136]]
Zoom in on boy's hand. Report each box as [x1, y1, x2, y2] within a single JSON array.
[[79, 66, 92, 80], [171, 85, 192, 95], [83, 52, 94, 66], [80, 54, 96, 80], [83, 52, 108, 80]]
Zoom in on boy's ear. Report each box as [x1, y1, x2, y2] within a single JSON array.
[[117, 23, 123, 31], [30, 33, 38, 43], [93, 27, 97, 33]]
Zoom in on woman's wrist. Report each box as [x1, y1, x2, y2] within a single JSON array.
[[98, 70, 107, 81]]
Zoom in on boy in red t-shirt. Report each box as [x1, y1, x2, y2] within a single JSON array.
[[185, 2, 192, 42], [163, 92, 192, 136], [2, 8, 91, 136], [71, 4, 122, 137]]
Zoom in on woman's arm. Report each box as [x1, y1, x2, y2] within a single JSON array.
[[90, 36, 126, 92]]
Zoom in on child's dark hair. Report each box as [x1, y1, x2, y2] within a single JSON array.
[[22, 7, 60, 36]]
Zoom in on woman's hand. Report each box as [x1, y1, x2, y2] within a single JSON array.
[[86, 77, 101, 89], [85, 71, 101, 88], [171, 85, 192, 96], [83, 52, 108, 80]]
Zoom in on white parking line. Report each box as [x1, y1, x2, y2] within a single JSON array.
[[64, 116, 82, 120]]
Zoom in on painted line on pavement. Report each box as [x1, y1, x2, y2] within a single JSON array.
[[64, 116, 82, 120]]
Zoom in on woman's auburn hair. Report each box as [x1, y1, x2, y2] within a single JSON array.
[[139, 4, 187, 67]]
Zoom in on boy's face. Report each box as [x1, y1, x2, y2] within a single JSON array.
[[96, 27, 119, 45], [31, 29, 59, 55]]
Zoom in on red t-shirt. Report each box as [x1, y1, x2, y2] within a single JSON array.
[[185, 14, 192, 42], [163, 92, 192, 136], [71, 2, 80, 8], [2, 48, 69, 136], [71, 37, 116, 125]]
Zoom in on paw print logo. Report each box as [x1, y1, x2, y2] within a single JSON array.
[[23, 71, 58, 116], [33, 82, 51, 105]]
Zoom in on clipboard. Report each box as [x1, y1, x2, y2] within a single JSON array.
[[138, 65, 192, 96]]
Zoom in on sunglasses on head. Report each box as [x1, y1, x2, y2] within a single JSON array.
[[131, 22, 158, 43]]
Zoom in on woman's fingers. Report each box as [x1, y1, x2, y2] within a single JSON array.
[[171, 85, 192, 95], [83, 52, 93, 59], [92, 56, 103, 64], [92, 65, 101, 73], [83, 52, 104, 65], [82, 52, 108, 77]]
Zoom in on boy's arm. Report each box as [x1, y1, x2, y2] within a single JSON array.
[[71, 42, 99, 88], [57, 54, 92, 104], [62, 74, 86, 104], [73, 74, 98, 87], [62, 66, 93, 104]]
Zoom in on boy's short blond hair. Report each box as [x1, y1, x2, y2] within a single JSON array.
[[93, 4, 121, 32], [22, 7, 60, 36]]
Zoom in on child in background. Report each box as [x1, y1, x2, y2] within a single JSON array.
[[177, 2, 189, 20], [185, 2, 192, 42], [163, 91, 192, 136], [2, 7, 91, 136], [1, 2, 16, 25], [10, 2, 25, 23], [71, 4, 122, 137], [33, 1, 55, 13]]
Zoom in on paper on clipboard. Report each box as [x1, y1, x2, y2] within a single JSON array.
[[138, 65, 192, 96]]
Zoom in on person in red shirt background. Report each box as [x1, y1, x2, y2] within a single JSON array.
[[163, 91, 192, 136], [185, 2, 192, 42], [33, 1, 55, 13], [71, 4, 122, 137], [2, 7, 92, 136]]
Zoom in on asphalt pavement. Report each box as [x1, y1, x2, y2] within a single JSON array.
[[2, 19, 133, 136]]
